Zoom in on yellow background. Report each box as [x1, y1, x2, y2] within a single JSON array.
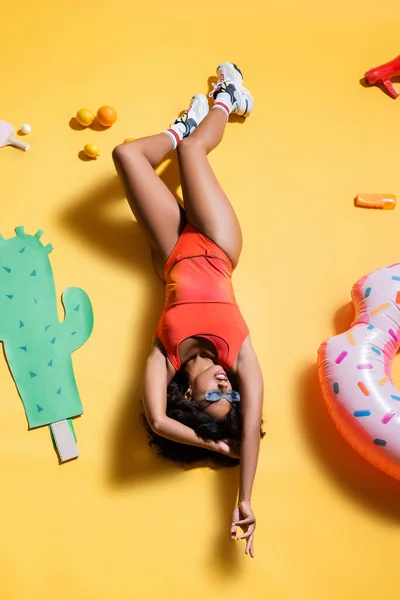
[[2, 1, 400, 598]]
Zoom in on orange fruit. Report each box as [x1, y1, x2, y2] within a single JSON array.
[[97, 106, 117, 127]]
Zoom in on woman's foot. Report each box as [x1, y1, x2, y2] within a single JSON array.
[[164, 94, 209, 149], [209, 62, 254, 119]]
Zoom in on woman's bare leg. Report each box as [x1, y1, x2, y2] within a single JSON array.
[[112, 134, 183, 261], [112, 94, 210, 262], [177, 109, 242, 267], [177, 62, 253, 268]]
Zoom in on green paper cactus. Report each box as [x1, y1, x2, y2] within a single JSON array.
[[0, 226, 94, 429]]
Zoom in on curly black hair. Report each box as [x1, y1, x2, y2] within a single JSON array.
[[141, 369, 265, 467]]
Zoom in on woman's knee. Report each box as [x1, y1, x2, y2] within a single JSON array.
[[178, 135, 206, 154], [112, 142, 128, 165], [112, 140, 142, 165]]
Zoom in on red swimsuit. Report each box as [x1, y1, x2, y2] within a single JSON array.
[[156, 224, 249, 371]]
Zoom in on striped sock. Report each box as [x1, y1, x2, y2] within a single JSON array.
[[164, 94, 209, 149], [163, 122, 187, 150], [211, 91, 236, 119]]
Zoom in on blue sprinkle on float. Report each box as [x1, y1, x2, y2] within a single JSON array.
[[373, 439, 387, 447]]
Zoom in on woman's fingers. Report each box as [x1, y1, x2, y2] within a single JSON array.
[[218, 439, 240, 457], [234, 517, 254, 526], [218, 441, 230, 455], [237, 528, 254, 541], [228, 442, 240, 458], [232, 512, 255, 556], [245, 533, 255, 557], [231, 506, 240, 539]]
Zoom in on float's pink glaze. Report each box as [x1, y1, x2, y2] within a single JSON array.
[[318, 265, 400, 480]]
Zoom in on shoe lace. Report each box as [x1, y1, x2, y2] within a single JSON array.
[[172, 104, 190, 127], [208, 74, 225, 98]]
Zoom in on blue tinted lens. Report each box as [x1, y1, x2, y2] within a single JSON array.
[[205, 390, 223, 401], [228, 390, 241, 402]]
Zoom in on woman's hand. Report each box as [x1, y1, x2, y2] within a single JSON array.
[[231, 500, 256, 557], [216, 439, 241, 459]]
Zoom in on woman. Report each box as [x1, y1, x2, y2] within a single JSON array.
[[113, 62, 264, 558]]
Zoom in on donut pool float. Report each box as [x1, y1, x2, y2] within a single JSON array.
[[318, 263, 400, 480]]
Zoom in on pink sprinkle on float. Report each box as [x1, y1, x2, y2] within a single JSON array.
[[388, 329, 398, 342], [335, 351, 348, 364], [382, 411, 396, 424], [357, 364, 373, 370], [387, 263, 400, 268]]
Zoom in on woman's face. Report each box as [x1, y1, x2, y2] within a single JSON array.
[[188, 364, 233, 418]]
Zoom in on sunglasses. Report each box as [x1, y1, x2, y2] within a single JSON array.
[[196, 389, 241, 403]]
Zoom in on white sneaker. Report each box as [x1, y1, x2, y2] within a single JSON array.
[[173, 93, 209, 138], [209, 62, 254, 117]]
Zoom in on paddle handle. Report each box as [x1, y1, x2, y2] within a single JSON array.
[[50, 420, 79, 462], [8, 135, 29, 151]]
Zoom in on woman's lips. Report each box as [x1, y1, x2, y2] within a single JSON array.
[[215, 370, 227, 380]]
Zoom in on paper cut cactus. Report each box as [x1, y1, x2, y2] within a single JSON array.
[[0, 226, 94, 460]]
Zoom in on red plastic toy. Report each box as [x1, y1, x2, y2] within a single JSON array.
[[364, 55, 400, 98]]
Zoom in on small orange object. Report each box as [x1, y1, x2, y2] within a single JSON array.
[[355, 193, 396, 209], [124, 137, 135, 143], [357, 381, 370, 396], [370, 302, 390, 316], [96, 106, 118, 127]]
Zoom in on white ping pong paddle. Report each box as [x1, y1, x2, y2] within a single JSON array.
[[0, 120, 29, 151]]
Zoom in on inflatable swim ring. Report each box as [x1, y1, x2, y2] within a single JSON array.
[[318, 263, 400, 480]]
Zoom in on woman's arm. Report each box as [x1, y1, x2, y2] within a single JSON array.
[[231, 337, 264, 557], [236, 336, 264, 500], [142, 341, 224, 452]]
